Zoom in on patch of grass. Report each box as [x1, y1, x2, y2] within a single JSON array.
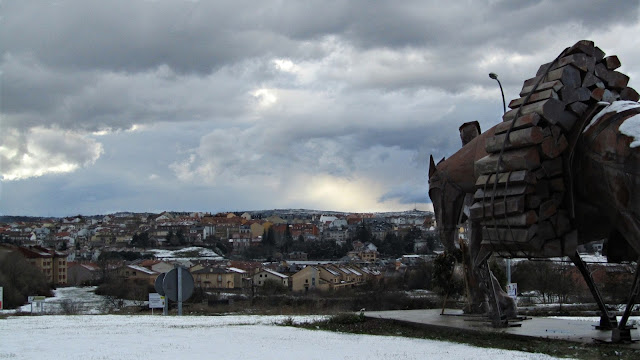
[[295, 317, 640, 360], [173, 250, 202, 258]]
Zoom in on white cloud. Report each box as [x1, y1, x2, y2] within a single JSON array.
[[0, 128, 103, 181]]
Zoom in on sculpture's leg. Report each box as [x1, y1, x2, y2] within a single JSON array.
[[461, 225, 490, 314], [612, 258, 640, 342], [479, 260, 505, 327], [569, 251, 617, 330]]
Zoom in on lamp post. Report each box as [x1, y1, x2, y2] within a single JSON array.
[[489, 72, 511, 285], [489, 72, 506, 114]]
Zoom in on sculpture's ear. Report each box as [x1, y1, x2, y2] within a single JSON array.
[[429, 155, 437, 177], [459, 121, 481, 146]]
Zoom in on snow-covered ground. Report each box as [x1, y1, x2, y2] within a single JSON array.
[[147, 246, 223, 260], [0, 287, 571, 359], [1, 286, 140, 315], [1, 314, 571, 360]]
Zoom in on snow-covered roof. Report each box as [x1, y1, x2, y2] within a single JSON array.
[[228, 267, 247, 274], [323, 267, 340, 277], [262, 268, 288, 279], [126, 265, 157, 275], [346, 267, 362, 276]]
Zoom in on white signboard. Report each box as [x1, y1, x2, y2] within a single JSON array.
[[149, 293, 165, 309], [507, 283, 518, 300], [28, 295, 46, 303]]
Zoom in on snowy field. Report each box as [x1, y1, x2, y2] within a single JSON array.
[[1, 314, 571, 360], [147, 246, 223, 260]]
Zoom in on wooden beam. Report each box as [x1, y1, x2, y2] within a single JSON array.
[[475, 170, 536, 187], [469, 195, 525, 220], [475, 147, 540, 175], [480, 210, 538, 227], [473, 184, 534, 200], [485, 127, 544, 153], [495, 113, 541, 135]]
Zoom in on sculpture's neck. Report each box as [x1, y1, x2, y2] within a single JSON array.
[[438, 126, 496, 193]]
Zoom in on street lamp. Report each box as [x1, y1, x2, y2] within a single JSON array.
[[489, 72, 511, 285], [489, 72, 506, 114]]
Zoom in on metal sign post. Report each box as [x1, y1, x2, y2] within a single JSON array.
[[154, 273, 167, 316], [160, 266, 194, 316], [177, 266, 183, 316], [28, 296, 45, 314]]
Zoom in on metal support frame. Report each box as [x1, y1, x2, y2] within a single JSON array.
[[611, 259, 640, 342], [485, 261, 507, 327], [569, 251, 616, 329]]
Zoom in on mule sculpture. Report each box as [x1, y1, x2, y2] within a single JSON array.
[[428, 40, 640, 342]]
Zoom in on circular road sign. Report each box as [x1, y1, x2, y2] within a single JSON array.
[[162, 267, 194, 302], [154, 273, 166, 296]]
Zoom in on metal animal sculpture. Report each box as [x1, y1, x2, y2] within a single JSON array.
[[429, 102, 640, 340], [428, 40, 640, 342]]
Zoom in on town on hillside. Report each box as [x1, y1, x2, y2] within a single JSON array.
[[0, 209, 446, 309], [0, 209, 626, 314]]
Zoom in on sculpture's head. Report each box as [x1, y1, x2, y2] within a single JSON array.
[[428, 154, 465, 253]]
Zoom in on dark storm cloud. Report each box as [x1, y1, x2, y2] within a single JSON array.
[[2, 0, 640, 215]]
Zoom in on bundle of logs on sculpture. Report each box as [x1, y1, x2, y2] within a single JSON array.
[[470, 40, 640, 258]]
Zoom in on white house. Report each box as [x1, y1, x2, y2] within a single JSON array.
[[253, 268, 289, 287]]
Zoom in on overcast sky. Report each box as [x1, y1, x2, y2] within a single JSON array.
[[1, 0, 639, 217]]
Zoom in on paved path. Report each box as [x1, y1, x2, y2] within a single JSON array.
[[364, 309, 640, 348]]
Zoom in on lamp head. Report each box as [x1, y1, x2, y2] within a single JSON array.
[[489, 72, 498, 80]]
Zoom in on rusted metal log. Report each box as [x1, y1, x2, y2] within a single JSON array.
[[540, 157, 563, 177], [469, 195, 525, 219], [541, 134, 568, 159], [605, 71, 630, 90], [509, 89, 560, 109], [550, 177, 565, 192], [535, 179, 550, 198], [480, 210, 538, 227], [603, 55, 621, 70], [537, 53, 595, 75], [621, 87, 640, 102], [538, 199, 557, 221], [481, 225, 543, 248], [485, 127, 544, 153], [559, 86, 591, 104], [520, 80, 564, 97], [523, 65, 582, 89], [583, 72, 604, 88], [474, 184, 534, 200], [540, 230, 578, 257], [495, 113, 541, 135], [595, 63, 609, 79], [551, 191, 565, 206], [526, 194, 542, 209], [475, 147, 540, 175], [475, 169, 536, 187], [591, 87, 605, 101], [537, 221, 557, 241], [593, 46, 606, 62], [568, 102, 588, 116], [550, 210, 571, 236], [566, 40, 595, 57], [502, 98, 575, 129]]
